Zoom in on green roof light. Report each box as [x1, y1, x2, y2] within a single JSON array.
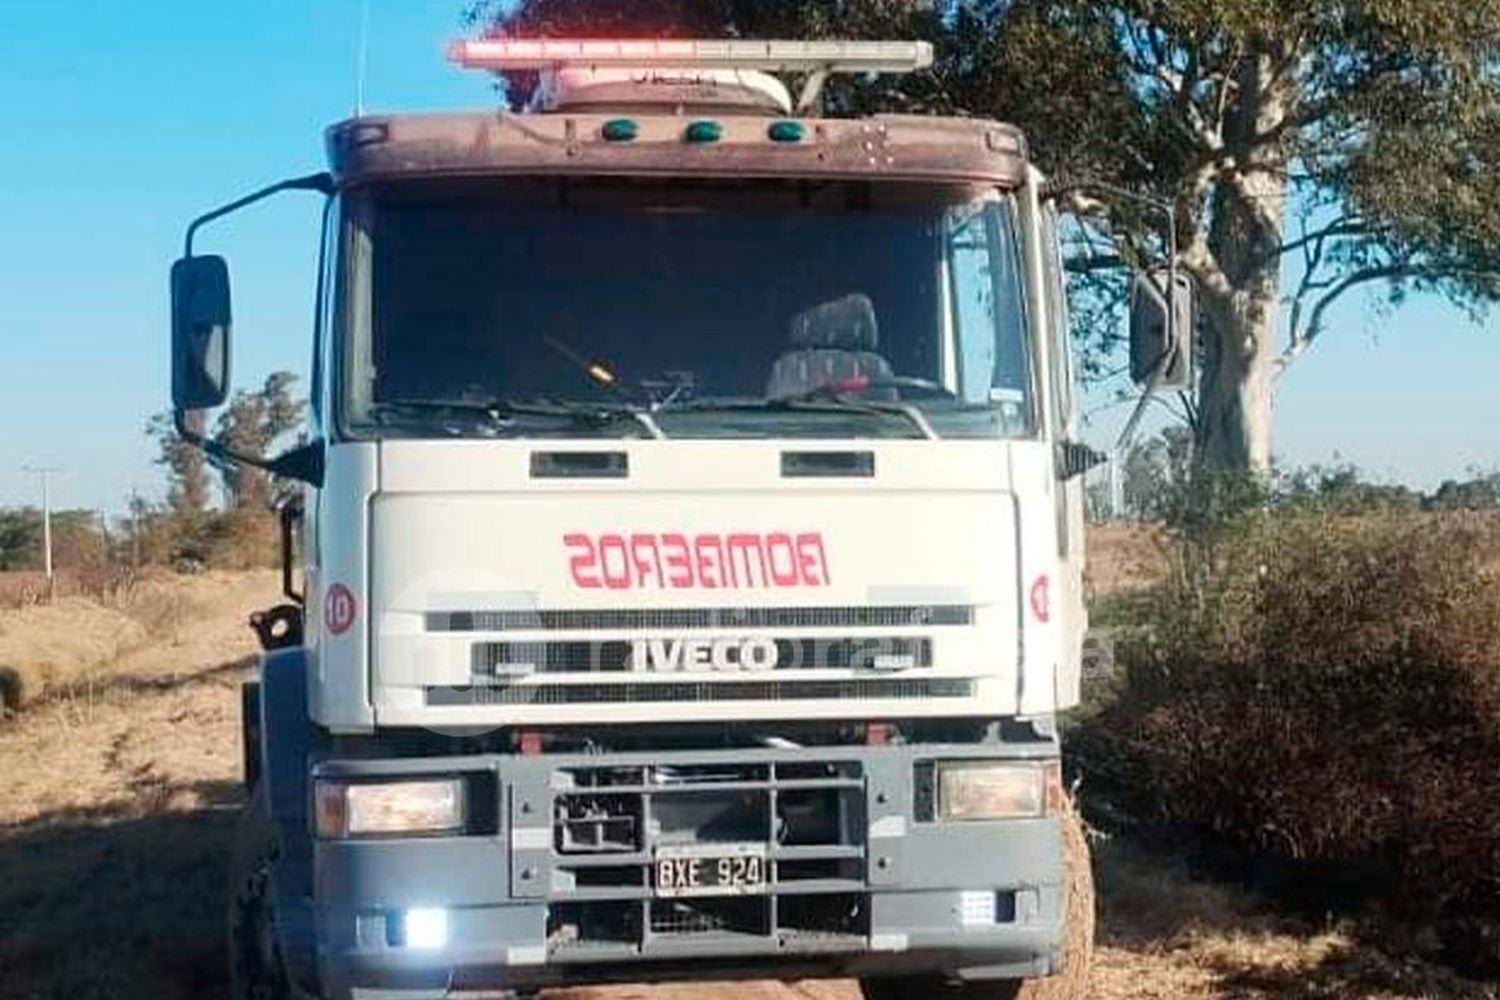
[[684, 120, 724, 144], [768, 120, 805, 143], [601, 118, 639, 142]]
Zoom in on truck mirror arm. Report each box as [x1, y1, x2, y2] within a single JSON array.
[[172, 408, 325, 487], [184, 172, 334, 257]]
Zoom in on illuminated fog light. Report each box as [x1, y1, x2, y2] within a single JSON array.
[[315, 778, 464, 838], [402, 907, 449, 950], [936, 762, 1045, 821], [959, 890, 997, 927]]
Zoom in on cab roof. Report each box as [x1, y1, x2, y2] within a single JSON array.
[[326, 110, 1029, 190]]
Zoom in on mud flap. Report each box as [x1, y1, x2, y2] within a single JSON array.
[[258, 647, 318, 991]]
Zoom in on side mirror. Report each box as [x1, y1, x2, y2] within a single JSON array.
[[171, 255, 232, 410], [1128, 271, 1194, 390]]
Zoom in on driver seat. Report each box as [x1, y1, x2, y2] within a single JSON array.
[[767, 293, 894, 399]]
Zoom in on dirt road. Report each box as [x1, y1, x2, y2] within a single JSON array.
[[0, 574, 1492, 999]]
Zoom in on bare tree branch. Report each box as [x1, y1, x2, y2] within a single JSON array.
[[1274, 216, 1372, 260], [1278, 262, 1412, 373]]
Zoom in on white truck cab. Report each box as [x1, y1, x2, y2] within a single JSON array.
[[167, 38, 1188, 1000]]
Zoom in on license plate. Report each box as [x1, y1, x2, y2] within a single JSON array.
[[655, 844, 767, 897]]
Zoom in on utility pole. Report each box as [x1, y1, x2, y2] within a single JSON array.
[[1108, 454, 1125, 521], [22, 466, 60, 600], [129, 487, 143, 569]]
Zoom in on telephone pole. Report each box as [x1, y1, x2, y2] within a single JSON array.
[[22, 466, 60, 600]]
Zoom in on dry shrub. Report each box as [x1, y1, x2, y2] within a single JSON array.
[[0, 571, 85, 609], [1077, 508, 1500, 959], [181, 509, 279, 571], [0, 566, 141, 610], [1085, 521, 1169, 599]]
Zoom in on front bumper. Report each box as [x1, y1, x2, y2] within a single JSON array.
[[307, 743, 1065, 999]]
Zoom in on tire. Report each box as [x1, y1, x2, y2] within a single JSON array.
[[858, 800, 1094, 1000], [228, 786, 297, 1000]]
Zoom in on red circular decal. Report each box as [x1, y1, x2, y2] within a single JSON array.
[[1029, 575, 1051, 624], [324, 584, 357, 636]]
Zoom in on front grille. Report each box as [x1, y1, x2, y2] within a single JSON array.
[[650, 897, 769, 936], [428, 604, 973, 632], [473, 636, 933, 675], [427, 678, 974, 706], [544, 760, 869, 954]]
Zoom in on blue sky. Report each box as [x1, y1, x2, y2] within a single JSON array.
[[0, 1, 1495, 515]]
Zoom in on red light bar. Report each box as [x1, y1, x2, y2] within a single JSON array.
[[449, 38, 933, 74]]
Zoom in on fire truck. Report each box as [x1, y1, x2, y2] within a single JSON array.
[[170, 37, 1188, 1000]]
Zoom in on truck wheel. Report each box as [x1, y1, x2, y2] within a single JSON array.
[[858, 800, 1094, 1000], [229, 786, 296, 1000]]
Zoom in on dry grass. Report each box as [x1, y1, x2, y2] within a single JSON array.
[[1086, 522, 1169, 599], [1462, 511, 1500, 573], [0, 570, 277, 711], [0, 571, 277, 1000], [1090, 837, 1499, 999]]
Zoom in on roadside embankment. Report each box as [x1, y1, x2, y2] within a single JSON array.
[[0, 569, 276, 713]]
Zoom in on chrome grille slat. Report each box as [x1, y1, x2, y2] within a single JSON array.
[[428, 604, 973, 633], [427, 678, 974, 705]]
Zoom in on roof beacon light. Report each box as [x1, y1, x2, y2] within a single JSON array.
[[449, 38, 933, 75], [684, 120, 724, 144], [601, 118, 639, 142]]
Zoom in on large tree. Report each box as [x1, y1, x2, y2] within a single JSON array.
[[471, 0, 1500, 471], [211, 371, 306, 510]]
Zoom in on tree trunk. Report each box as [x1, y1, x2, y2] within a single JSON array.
[[1196, 280, 1278, 472], [1194, 54, 1289, 475]]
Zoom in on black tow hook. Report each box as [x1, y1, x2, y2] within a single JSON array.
[[250, 604, 304, 651]]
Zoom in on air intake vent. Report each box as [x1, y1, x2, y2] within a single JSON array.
[[781, 451, 875, 478], [530, 451, 628, 479]]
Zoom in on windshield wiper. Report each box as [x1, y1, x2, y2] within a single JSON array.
[[661, 396, 938, 440], [369, 398, 666, 439], [785, 391, 940, 440]]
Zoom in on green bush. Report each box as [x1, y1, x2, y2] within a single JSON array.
[[1075, 508, 1500, 939]]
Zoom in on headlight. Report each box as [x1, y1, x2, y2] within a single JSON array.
[[315, 778, 465, 838], [936, 762, 1046, 821]]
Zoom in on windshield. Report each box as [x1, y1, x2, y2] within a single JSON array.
[[341, 179, 1034, 440]]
